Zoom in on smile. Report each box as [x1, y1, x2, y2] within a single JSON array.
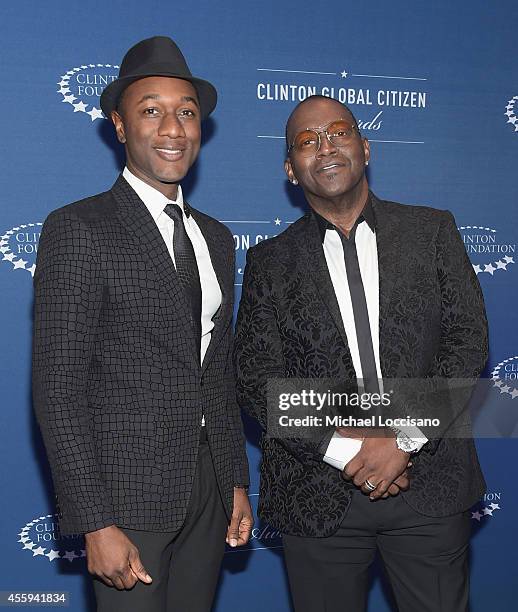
[[318, 163, 344, 173], [154, 147, 185, 160]]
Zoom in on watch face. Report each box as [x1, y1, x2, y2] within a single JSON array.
[[396, 436, 419, 453]]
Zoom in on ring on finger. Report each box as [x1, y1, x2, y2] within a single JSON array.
[[364, 478, 377, 492]]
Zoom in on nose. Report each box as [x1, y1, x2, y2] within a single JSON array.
[[158, 113, 186, 139], [316, 131, 337, 157]]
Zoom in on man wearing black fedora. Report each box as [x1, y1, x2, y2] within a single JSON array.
[[33, 36, 252, 611]]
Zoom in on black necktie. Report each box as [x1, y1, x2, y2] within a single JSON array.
[[337, 220, 380, 394], [164, 203, 202, 361]]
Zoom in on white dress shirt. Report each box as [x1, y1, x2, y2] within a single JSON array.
[[123, 168, 222, 425], [123, 167, 222, 367], [319, 203, 427, 470]]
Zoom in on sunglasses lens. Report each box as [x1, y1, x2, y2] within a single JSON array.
[[293, 130, 319, 156], [327, 121, 355, 145]]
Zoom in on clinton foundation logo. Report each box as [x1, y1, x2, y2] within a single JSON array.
[[57, 63, 119, 122], [18, 514, 85, 564], [471, 492, 502, 522], [0, 223, 42, 277], [504, 95, 518, 133], [491, 356, 518, 400], [460, 225, 515, 276]]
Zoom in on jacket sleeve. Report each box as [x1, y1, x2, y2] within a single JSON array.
[[234, 247, 329, 467], [32, 209, 114, 534], [225, 335, 250, 487], [222, 231, 249, 487], [409, 210, 489, 452]]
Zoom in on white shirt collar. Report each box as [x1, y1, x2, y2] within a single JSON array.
[[122, 167, 185, 223]]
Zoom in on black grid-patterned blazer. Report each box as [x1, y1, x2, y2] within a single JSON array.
[[234, 192, 488, 537], [33, 175, 248, 535]]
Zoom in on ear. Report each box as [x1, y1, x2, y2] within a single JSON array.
[[111, 110, 126, 144], [363, 138, 370, 165], [284, 158, 298, 185]]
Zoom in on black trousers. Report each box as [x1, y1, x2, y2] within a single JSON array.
[[93, 435, 228, 612], [283, 490, 471, 612]]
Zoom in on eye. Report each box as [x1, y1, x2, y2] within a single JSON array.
[[296, 132, 317, 148], [143, 107, 160, 116], [179, 108, 197, 118], [331, 128, 351, 137]]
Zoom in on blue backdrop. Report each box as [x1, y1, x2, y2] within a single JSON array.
[[1, 1, 517, 610]]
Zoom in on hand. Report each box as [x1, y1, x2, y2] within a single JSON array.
[[226, 488, 254, 548], [85, 525, 152, 590], [342, 431, 410, 501], [376, 470, 411, 498], [342, 465, 411, 498]]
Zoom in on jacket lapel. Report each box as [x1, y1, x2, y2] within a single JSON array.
[[111, 176, 199, 365], [295, 212, 351, 353], [371, 193, 402, 376], [189, 208, 233, 374]]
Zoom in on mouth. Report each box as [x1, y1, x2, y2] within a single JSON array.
[[154, 147, 186, 161], [317, 163, 345, 173]]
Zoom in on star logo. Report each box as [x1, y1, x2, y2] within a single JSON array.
[[0, 222, 42, 277], [73, 101, 88, 113], [491, 356, 518, 401], [471, 496, 502, 522], [87, 107, 104, 122], [18, 513, 85, 564], [341, 70, 348, 78], [62, 94, 77, 104], [45, 550, 61, 562], [459, 226, 516, 276], [504, 95, 518, 133], [57, 63, 118, 123]]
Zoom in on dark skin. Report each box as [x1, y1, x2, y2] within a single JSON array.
[[85, 76, 253, 590], [285, 97, 410, 500]]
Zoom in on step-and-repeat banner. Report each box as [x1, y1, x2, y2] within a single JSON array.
[[1, 1, 517, 610]]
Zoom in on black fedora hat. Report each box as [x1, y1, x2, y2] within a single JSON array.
[[100, 36, 217, 120]]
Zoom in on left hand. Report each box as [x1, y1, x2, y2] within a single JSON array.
[[343, 430, 410, 501], [226, 488, 254, 548]]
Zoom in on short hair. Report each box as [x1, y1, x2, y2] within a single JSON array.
[[115, 88, 128, 116], [285, 95, 358, 153]]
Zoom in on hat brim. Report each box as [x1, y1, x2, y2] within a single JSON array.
[[100, 72, 217, 120]]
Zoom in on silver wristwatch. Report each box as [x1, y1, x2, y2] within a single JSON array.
[[390, 427, 421, 453]]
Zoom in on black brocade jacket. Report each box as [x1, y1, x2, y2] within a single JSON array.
[[234, 192, 488, 537]]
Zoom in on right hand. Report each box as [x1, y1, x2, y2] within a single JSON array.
[[85, 525, 152, 590], [342, 467, 411, 498], [337, 427, 412, 499]]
